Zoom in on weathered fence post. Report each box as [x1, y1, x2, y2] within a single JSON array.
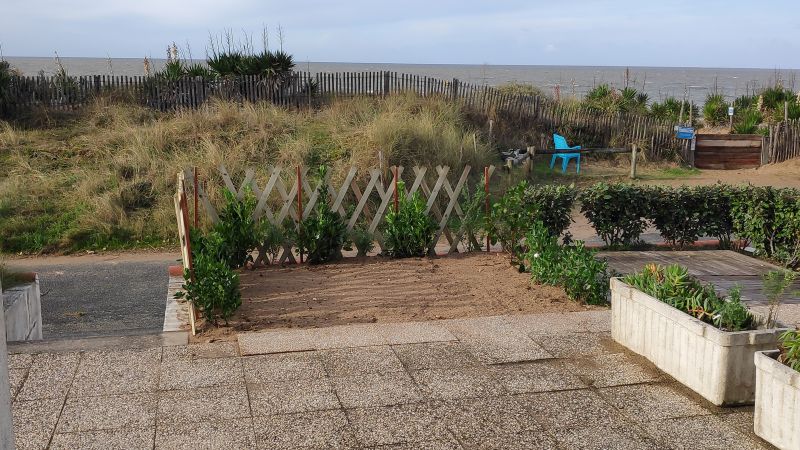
[[526, 146, 536, 179], [93, 75, 101, 94], [0, 277, 14, 450], [383, 71, 390, 98], [451, 78, 460, 101], [630, 144, 638, 179]]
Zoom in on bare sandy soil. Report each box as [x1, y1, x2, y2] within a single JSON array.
[[650, 159, 800, 188], [192, 252, 601, 341]]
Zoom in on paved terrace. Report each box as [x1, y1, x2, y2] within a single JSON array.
[[8, 311, 774, 450]]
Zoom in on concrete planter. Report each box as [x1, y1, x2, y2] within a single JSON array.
[[754, 350, 800, 450], [2, 273, 43, 341], [610, 278, 788, 406]]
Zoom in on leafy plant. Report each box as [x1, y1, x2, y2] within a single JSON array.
[[695, 184, 740, 249], [350, 227, 374, 257], [525, 221, 565, 285], [703, 93, 729, 127], [214, 187, 261, 269], [295, 166, 347, 264], [733, 109, 763, 134], [455, 181, 487, 252], [762, 269, 799, 329], [623, 264, 755, 331], [579, 183, 652, 247], [650, 186, 704, 248], [731, 186, 800, 268], [259, 221, 284, 265], [384, 182, 437, 258], [176, 231, 241, 325], [779, 330, 800, 372]]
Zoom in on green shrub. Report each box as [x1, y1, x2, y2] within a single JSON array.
[[455, 182, 488, 252], [525, 221, 610, 305], [295, 166, 348, 264], [214, 188, 261, 269], [760, 86, 795, 111], [623, 264, 755, 331], [731, 186, 800, 268], [350, 227, 375, 257], [649, 97, 698, 125], [703, 93, 729, 127], [489, 181, 576, 261], [780, 330, 800, 372], [384, 182, 437, 258], [650, 186, 704, 248], [259, 221, 284, 264], [579, 183, 652, 247], [176, 231, 241, 325], [733, 109, 763, 134], [695, 184, 740, 249]]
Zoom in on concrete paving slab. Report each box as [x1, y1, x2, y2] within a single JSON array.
[[503, 310, 611, 335], [366, 440, 463, 450], [550, 424, 661, 450], [158, 356, 242, 390], [155, 418, 257, 449], [529, 331, 621, 358], [57, 393, 156, 432], [69, 348, 160, 397], [442, 316, 552, 364], [345, 402, 453, 447], [15, 352, 79, 401], [243, 352, 326, 383], [238, 329, 316, 355], [332, 371, 422, 408], [564, 352, 664, 388], [598, 383, 711, 424], [515, 390, 626, 431], [460, 431, 559, 450], [643, 415, 770, 450], [9, 368, 26, 402], [247, 378, 339, 415], [49, 428, 155, 450], [438, 396, 536, 441], [319, 345, 405, 377], [253, 410, 357, 450], [487, 360, 587, 394], [157, 384, 250, 424], [307, 323, 388, 349], [11, 397, 63, 450], [411, 367, 505, 401], [392, 342, 481, 371], [9, 353, 33, 370], [161, 341, 238, 361], [377, 322, 457, 345]]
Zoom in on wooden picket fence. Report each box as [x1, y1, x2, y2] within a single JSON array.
[[768, 120, 800, 163], [176, 164, 496, 266]]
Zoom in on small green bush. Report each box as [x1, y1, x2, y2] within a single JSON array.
[[176, 231, 241, 325], [650, 186, 704, 248], [623, 264, 754, 331], [579, 183, 652, 247], [295, 166, 348, 264], [779, 330, 800, 372], [731, 186, 800, 268], [695, 184, 740, 249], [733, 109, 763, 134], [703, 93, 729, 127], [350, 227, 375, 257], [214, 188, 261, 269], [455, 182, 488, 252], [384, 182, 437, 258]]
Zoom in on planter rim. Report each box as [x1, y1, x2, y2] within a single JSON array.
[[611, 277, 790, 346], [755, 350, 800, 389]]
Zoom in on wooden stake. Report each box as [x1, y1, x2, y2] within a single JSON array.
[[630, 145, 638, 179], [393, 166, 399, 213], [193, 167, 198, 228], [297, 166, 303, 264]]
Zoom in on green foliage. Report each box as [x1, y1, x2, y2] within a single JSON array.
[[455, 181, 488, 252], [693, 184, 740, 249], [214, 188, 261, 269], [649, 97, 697, 125], [259, 221, 284, 265], [350, 227, 375, 257], [733, 94, 758, 111], [762, 269, 799, 328], [384, 182, 437, 258], [579, 183, 652, 247], [583, 84, 648, 115], [489, 181, 576, 262], [731, 186, 800, 268], [525, 221, 611, 305], [295, 166, 348, 264], [733, 109, 763, 134], [207, 49, 295, 79], [623, 264, 755, 331], [176, 231, 241, 325], [703, 93, 729, 127], [496, 81, 545, 98], [779, 330, 800, 372], [760, 85, 796, 111], [650, 186, 704, 248]]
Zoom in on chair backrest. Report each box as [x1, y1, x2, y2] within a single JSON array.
[[553, 134, 570, 150]]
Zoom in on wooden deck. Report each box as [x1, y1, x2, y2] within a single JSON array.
[[599, 250, 800, 327]]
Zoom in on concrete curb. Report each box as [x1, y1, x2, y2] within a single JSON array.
[[163, 266, 189, 333]]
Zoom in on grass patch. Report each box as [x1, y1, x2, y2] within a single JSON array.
[[641, 166, 701, 180]]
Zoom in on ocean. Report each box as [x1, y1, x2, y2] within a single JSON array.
[[5, 57, 799, 106]]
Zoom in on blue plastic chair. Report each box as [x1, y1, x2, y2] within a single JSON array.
[[551, 134, 581, 173]]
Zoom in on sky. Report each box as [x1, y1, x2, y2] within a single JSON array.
[[2, 0, 799, 68]]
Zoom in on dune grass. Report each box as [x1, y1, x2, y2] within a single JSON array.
[[0, 93, 492, 253]]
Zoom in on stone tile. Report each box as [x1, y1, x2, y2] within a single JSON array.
[[717, 410, 757, 436], [598, 384, 710, 424], [487, 360, 587, 394], [378, 322, 457, 345], [411, 367, 504, 401], [12, 398, 63, 450], [9, 368, 26, 401], [248, 378, 340, 415], [254, 410, 358, 449], [439, 396, 536, 441], [162, 342, 238, 361], [643, 415, 768, 450], [243, 351, 326, 383], [367, 439, 463, 449], [530, 332, 622, 358], [57, 393, 157, 432], [9, 353, 33, 370], [393, 342, 481, 370], [238, 329, 315, 355], [447, 321, 552, 364], [319, 346, 405, 377], [155, 418, 256, 449], [50, 428, 155, 450], [504, 311, 611, 335], [515, 390, 624, 430], [157, 384, 250, 424], [551, 424, 661, 450], [346, 402, 453, 447], [564, 353, 663, 388], [332, 371, 422, 408], [460, 431, 559, 450], [16, 352, 80, 401], [70, 348, 161, 397], [159, 356, 243, 390], [308, 323, 389, 349]]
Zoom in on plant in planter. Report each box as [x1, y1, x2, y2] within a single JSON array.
[[754, 330, 800, 449], [384, 182, 437, 258], [612, 263, 790, 406]]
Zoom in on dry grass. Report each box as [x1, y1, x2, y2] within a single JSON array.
[[0, 93, 492, 253]]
